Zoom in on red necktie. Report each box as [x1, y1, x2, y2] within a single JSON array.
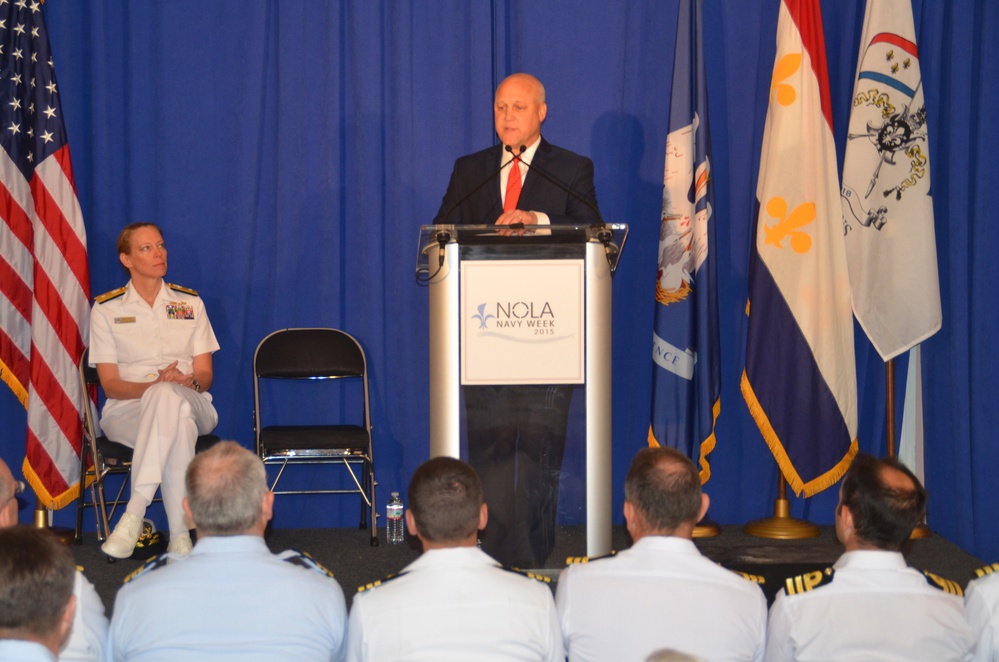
[[503, 157, 522, 212]]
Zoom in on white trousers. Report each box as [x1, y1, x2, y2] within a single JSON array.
[[100, 383, 218, 535]]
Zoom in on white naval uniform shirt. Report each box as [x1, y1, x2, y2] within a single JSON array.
[[764, 549, 975, 661], [345, 546, 564, 662], [89, 280, 219, 418], [965, 566, 999, 662], [108, 536, 347, 662], [59, 570, 108, 662], [555, 535, 767, 662]]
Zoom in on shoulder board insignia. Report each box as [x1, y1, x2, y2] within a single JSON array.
[[784, 568, 834, 596], [167, 283, 198, 296], [95, 287, 127, 303], [974, 563, 999, 578], [357, 571, 405, 594], [123, 553, 172, 584], [736, 571, 766, 585], [278, 549, 334, 579], [565, 550, 617, 566], [499, 565, 553, 584], [923, 571, 963, 596]]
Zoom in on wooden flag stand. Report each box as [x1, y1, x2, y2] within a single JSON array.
[[885, 358, 931, 540]]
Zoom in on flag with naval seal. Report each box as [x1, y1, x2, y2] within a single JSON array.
[[648, 0, 721, 483]]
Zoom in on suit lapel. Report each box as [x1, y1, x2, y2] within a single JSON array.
[[519, 138, 552, 210]]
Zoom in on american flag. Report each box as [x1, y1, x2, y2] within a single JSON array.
[[0, 0, 90, 509]]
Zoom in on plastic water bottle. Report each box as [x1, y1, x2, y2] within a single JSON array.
[[386, 492, 405, 545]]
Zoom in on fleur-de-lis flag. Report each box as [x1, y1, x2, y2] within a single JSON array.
[[742, 0, 858, 496]]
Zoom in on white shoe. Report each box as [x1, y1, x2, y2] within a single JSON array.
[[101, 513, 143, 559], [167, 533, 193, 556]]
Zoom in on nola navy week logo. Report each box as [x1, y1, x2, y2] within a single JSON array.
[[471, 301, 557, 334]]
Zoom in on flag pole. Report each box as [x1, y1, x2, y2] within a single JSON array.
[[744, 472, 819, 539], [33, 497, 75, 545], [886, 359, 896, 458], [886, 356, 932, 539]]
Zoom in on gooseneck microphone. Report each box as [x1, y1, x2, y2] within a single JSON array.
[[505, 144, 606, 227], [437, 148, 522, 223], [507, 144, 620, 272]]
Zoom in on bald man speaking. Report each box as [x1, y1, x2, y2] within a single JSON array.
[[433, 73, 601, 568]]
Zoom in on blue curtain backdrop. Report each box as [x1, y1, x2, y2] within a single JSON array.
[[2, 0, 996, 559]]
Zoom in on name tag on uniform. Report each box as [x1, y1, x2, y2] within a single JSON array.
[[114, 316, 136, 324]]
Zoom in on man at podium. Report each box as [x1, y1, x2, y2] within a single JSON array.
[[433, 73, 602, 568]]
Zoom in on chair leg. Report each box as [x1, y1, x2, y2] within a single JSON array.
[[368, 460, 378, 547], [359, 460, 368, 531], [75, 442, 90, 544]]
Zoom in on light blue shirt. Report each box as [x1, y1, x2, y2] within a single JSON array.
[[108, 535, 346, 662], [0, 640, 57, 662]]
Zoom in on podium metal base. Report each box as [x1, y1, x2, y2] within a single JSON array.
[[744, 498, 820, 540]]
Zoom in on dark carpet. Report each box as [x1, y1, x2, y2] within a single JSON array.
[[70, 523, 985, 615]]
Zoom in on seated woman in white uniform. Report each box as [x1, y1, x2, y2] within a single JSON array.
[[90, 222, 220, 559]]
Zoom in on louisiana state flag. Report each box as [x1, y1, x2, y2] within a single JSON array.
[[649, 0, 721, 483], [742, 0, 858, 496]]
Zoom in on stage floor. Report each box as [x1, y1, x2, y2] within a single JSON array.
[[71, 523, 984, 613]]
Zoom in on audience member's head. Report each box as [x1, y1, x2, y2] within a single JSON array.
[[0, 527, 77, 655], [406, 457, 486, 549], [183, 441, 273, 537], [0, 459, 25, 528], [836, 453, 926, 551], [623, 447, 707, 539]]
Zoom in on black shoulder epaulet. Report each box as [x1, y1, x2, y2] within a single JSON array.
[[123, 553, 172, 584], [923, 570, 964, 596], [277, 549, 335, 579], [167, 283, 198, 296], [784, 567, 834, 596], [95, 287, 127, 303], [736, 570, 766, 585], [499, 565, 553, 585], [565, 550, 618, 566], [357, 571, 406, 594], [973, 563, 999, 579]]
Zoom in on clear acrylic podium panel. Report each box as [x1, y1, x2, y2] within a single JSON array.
[[418, 223, 627, 568]]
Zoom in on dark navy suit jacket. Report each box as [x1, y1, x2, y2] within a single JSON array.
[[433, 138, 600, 225]]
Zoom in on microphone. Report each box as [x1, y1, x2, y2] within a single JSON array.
[[509, 144, 619, 272], [436, 230, 450, 267], [505, 144, 606, 228], [436, 149, 520, 224]]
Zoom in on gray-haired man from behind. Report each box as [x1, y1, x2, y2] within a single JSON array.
[[108, 441, 347, 661], [0, 526, 78, 662]]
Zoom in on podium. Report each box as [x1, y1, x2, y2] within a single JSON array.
[[417, 223, 627, 559]]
